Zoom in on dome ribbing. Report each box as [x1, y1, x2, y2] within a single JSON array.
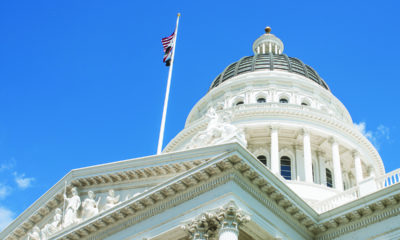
[[209, 54, 329, 91]]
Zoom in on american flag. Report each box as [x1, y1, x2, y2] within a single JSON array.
[[161, 32, 175, 66]]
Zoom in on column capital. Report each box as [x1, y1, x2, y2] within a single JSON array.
[[329, 137, 338, 145], [316, 150, 325, 157], [269, 124, 280, 131], [300, 128, 310, 136], [217, 201, 250, 239], [181, 201, 250, 240], [181, 212, 220, 240], [352, 150, 361, 158], [216, 201, 250, 225], [293, 144, 303, 150]]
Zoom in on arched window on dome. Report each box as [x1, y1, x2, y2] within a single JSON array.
[[301, 97, 311, 107], [326, 168, 333, 188], [279, 98, 288, 104], [233, 97, 245, 106], [280, 156, 291, 180], [257, 155, 267, 166], [257, 97, 266, 103]]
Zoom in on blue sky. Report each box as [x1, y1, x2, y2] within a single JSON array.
[[0, 0, 399, 230]]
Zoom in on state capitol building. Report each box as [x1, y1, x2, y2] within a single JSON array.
[[1, 27, 400, 240]]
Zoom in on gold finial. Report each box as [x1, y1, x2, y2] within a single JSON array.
[[178, 13, 181, 17], [265, 26, 271, 34]]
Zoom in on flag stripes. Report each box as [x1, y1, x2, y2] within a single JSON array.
[[161, 32, 176, 66]]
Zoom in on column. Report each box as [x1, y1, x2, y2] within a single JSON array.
[[331, 138, 343, 191], [353, 151, 363, 184], [302, 129, 313, 183], [295, 145, 304, 181], [217, 202, 250, 240], [270, 127, 279, 175], [317, 151, 327, 186]]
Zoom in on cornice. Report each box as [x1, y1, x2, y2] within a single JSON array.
[[42, 149, 320, 240], [0, 145, 240, 240], [2, 143, 398, 240], [185, 70, 352, 125], [165, 104, 384, 175]]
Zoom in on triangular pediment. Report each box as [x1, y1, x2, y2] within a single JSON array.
[[2, 143, 400, 240]]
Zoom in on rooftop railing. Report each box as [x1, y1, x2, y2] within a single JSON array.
[[311, 186, 359, 213], [376, 168, 400, 189], [312, 168, 400, 213]]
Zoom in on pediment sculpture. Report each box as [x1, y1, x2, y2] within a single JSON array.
[[102, 189, 120, 211], [62, 187, 81, 228], [27, 188, 122, 240], [186, 107, 247, 149], [81, 190, 101, 220]]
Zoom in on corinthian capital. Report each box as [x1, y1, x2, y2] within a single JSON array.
[[216, 201, 251, 229], [181, 212, 220, 240]]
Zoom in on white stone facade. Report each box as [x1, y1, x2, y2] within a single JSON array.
[[1, 28, 400, 240]]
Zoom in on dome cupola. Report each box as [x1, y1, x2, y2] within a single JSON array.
[[209, 27, 329, 91], [252, 26, 284, 54]]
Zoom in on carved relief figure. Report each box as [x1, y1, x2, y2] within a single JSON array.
[[81, 190, 101, 220], [41, 208, 62, 239], [102, 189, 120, 211], [186, 107, 247, 149], [27, 226, 41, 240], [62, 187, 81, 228]]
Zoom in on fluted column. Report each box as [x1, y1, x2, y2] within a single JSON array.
[[219, 227, 238, 240], [217, 202, 250, 240], [317, 151, 326, 185], [270, 127, 279, 175], [353, 151, 363, 184], [331, 138, 343, 191], [295, 145, 304, 181], [302, 129, 313, 183]]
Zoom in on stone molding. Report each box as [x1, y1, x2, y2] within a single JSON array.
[[186, 71, 350, 126], [2, 144, 399, 240], [164, 103, 384, 175], [0, 147, 236, 240]]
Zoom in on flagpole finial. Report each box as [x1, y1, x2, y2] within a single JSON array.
[[178, 13, 181, 17], [265, 26, 271, 34]]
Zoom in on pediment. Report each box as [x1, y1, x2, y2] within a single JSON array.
[[2, 143, 400, 240]]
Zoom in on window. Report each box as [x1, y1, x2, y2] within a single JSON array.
[[235, 101, 244, 106], [301, 102, 308, 106], [279, 98, 288, 104], [326, 169, 333, 188], [257, 155, 267, 166], [280, 156, 291, 180], [257, 98, 266, 103]]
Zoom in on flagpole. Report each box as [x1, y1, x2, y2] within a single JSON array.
[[157, 13, 181, 155]]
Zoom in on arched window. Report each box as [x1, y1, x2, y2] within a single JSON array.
[[257, 98, 266, 103], [326, 169, 333, 188], [280, 156, 291, 180], [257, 155, 267, 166], [279, 98, 288, 104], [235, 101, 244, 106]]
